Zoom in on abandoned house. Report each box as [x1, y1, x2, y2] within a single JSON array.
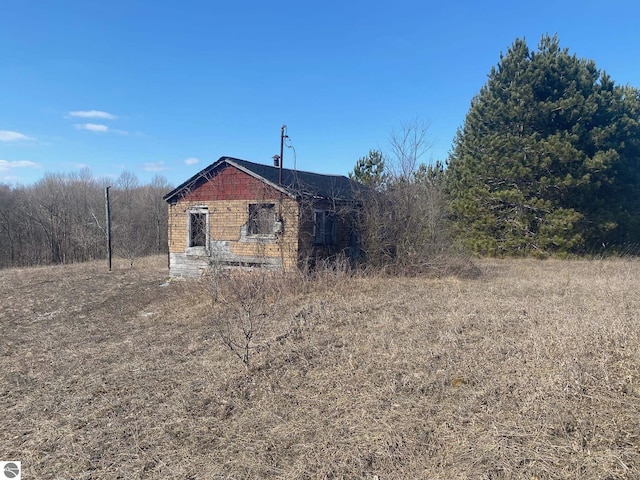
[[163, 156, 363, 277]]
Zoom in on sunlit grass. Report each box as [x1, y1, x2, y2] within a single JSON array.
[[1, 256, 639, 478]]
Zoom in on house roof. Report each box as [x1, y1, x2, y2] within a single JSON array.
[[163, 156, 363, 203]]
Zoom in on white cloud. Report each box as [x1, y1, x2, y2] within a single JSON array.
[[0, 130, 31, 142], [75, 123, 109, 132], [184, 157, 199, 165], [69, 110, 117, 120], [0, 160, 41, 172], [143, 161, 168, 172]]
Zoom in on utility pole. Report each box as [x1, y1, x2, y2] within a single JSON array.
[[105, 186, 112, 271], [278, 124, 287, 185], [273, 125, 289, 230]]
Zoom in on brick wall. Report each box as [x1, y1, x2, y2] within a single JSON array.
[[168, 196, 300, 273]]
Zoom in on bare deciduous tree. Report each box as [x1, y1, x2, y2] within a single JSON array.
[[0, 169, 171, 269], [208, 269, 282, 370], [389, 117, 433, 182], [352, 118, 452, 273]]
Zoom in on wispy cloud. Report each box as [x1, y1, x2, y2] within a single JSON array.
[[143, 161, 168, 172], [69, 110, 117, 120], [0, 159, 41, 172], [184, 157, 200, 165], [0, 130, 31, 142], [75, 123, 109, 132]]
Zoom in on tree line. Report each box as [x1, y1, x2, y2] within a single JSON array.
[[4, 35, 638, 269], [351, 34, 640, 262], [0, 170, 171, 269]]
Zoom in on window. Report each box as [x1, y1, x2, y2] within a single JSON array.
[[188, 209, 208, 248], [248, 203, 276, 236], [313, 210, 337, 245]]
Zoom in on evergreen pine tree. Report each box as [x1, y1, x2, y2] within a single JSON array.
[[447, 35, 640, 256], [349, 149, 387, 189]]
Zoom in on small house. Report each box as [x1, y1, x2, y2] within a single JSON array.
[[163, 156, 363, 277]]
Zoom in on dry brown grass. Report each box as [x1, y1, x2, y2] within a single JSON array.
[[1, 256, 639, 479]]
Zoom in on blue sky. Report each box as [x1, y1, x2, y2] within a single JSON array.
[[1, 0, 639, 186]]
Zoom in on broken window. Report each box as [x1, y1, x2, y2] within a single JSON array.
[[188, 209, 208, 247], [313, 210, 337, 246], [248, 203, 276, 236]]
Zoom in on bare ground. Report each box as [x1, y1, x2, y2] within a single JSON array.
[[1, 256, 639, 479]]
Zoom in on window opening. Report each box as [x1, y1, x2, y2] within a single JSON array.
[[248, 203, 276, 236], [189, 211, 207, 247], [313, 210, 337, 245]]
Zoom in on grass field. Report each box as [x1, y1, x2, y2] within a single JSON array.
[[1, 256, 639, 479]]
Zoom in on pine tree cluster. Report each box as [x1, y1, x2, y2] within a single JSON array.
[[446, 35, 640, 256]]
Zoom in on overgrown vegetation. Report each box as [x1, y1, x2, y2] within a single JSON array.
[[349, 35, 640, 263], [0, 170, 171, 268], [207, 268, 287, 370], [446, 34, 640, 256], [2, 255, 639, 479], [350, 119, 454, 273]]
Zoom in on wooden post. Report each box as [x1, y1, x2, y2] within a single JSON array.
[[105, 186, 112, 271]]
